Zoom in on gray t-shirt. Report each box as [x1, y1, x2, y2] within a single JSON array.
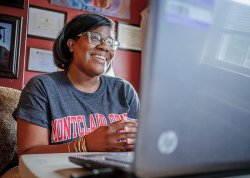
[[15, 71, 140, 144]]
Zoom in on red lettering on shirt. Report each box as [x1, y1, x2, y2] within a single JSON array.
[[120, 113, 128, 121], [89, 114, 97, 132], [77, 115, 85, 137], [71, 116, 77, 138], [51, 113, 126, 143], [63, 117, 71, 140], [51, 119, 58, 142], [95, 114, 107, 127], [57, 119, 63, 141], [109, 113, 123, 123]]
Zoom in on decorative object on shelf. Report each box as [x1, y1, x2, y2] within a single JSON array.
[[28, 48, 58, 73], [50, 0, 131, 19], [0, 0, 25, 8], [0, 14, 22, 78], [116, 21, 141, 52], [28, 6, 66, 40]]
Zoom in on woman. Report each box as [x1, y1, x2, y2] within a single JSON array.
[[15, 13, 139, 156]]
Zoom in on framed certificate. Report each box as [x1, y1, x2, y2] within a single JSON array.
[[28, 47, 57, 73], [117, 21, 141, 52], [28, 6, 66, 40]]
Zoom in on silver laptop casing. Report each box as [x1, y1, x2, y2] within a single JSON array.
[[134, 0, 250, 177]]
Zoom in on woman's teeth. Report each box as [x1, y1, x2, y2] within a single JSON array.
[[92, 55, 106, 61]]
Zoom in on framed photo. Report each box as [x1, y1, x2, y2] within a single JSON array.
[[50, 0, 131, 19], [28, 6, 66, 40], [0, 14, 22, 78], [0, 0, 25, 8], [28, 47, 58, 73], [116, 21, 141, 52]]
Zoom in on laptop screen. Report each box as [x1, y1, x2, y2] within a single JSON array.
[[135, 0, 250, 177]]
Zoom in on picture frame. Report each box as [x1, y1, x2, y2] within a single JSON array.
[[0, 14, 22, 78], [0, 0, 25, 9], [116, 21, 141, 52], [50, 0, 131, 19], [28, 47, 58, 73], [28, 6, 66, 40]]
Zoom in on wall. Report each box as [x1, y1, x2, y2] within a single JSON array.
[[0, 0, 148, 92]]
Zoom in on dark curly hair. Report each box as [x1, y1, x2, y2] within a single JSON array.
[[53, 13, 115, 70]]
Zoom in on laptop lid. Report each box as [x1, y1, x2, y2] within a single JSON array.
[[134, 0, 250, 177]]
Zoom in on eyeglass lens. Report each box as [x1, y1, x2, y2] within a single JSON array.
[[87, 32, 118, 50]]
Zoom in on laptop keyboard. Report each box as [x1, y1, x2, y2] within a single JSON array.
[[104, 152, 134, 164], [69, 152, 134, 172]]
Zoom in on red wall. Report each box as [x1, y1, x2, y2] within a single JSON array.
[[0, 0, 148, 93]]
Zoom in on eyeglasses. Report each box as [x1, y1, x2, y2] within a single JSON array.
[[77, 31, 120, 50]]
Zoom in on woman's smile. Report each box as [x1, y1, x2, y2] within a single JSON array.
[[92, 54, 106, 61], [91, 54, 106, 64]]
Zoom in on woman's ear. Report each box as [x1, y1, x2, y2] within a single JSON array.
[[67, 39, 75, 52]]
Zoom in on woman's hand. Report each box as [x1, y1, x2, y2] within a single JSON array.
[[85, 119, 138, 152]]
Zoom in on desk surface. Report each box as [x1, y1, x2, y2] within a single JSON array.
[[19, 153, 250, 178], [19, 153, 105, 178]]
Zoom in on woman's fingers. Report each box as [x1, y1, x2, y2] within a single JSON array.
[[108, 133, 135, 143], [125, 119, 138, 131], [126, 138, 136, 144], [102, 119, 138, 151], [124, 125, 137, 133], [107, 134, 136, 151], [125, 144, 135, 150], [109, 121, 126, 133], [112, 121, 138, 133], [86, 124, 137, 152]]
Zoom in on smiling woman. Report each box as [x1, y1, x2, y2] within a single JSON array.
[[66, 25, 116, 84], [14, 13, 140, 156]]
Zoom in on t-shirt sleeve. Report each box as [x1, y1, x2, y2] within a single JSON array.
[[14, 77, 50, 128], [124, 81, 140, 119]]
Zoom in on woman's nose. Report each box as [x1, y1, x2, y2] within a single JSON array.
[[96, 41, 112, 52]]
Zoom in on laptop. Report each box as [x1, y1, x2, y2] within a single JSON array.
[[69, 0, 250, 177]]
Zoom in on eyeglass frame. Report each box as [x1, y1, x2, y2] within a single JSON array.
[[77, 31, 120, 50]]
